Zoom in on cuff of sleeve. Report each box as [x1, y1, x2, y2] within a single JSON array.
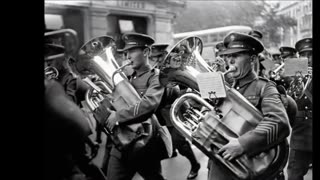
[[238, 132, 260, 157]]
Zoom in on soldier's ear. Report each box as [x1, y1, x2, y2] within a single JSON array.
[[143, 47, 150, 57], [250, 55, 257, 62]]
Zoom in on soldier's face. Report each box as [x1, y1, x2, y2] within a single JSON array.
[[225, 52, 253, 79], [125, 47, 147, 70], [149, 55, 162, 67], [300, 51, 312, 66]]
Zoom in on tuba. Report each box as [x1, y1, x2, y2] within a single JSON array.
[[75, 36, 155, 152], [44, 29, 79, 79], [157, 36, 288, 180]]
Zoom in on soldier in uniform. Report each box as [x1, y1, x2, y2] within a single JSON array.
[[272, 52, 282, 64], [149, 43, 169, 68], [104, 33, 169, 180], [248, 30, 270, 79], [45, 44, 103, 180], [214, 41, 228, 71], [286, 38, 312, 180], [45, 34, 89, 106], [214, 41, 234, 86], [151, 44, 201, 179], [207, 32, 290, 180], [279, 46, 297, 60]]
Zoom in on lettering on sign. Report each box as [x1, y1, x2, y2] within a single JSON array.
[[117, 1, 145, 9]]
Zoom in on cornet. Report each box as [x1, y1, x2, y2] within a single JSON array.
[[270, 63, 285, 79]]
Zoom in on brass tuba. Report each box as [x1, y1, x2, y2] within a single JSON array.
[[157, 36, 288, 180], [75, 36, 155, 152]]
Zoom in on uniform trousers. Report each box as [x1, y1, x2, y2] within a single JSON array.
[[106, 135, 165, 180], [287, 149, 312, 180], [167, 126, 199, 168]]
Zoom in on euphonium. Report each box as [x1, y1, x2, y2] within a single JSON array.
[[157, 36, 288, 180], [75, 36, 154, 152]]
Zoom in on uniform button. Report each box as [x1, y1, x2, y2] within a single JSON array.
[[305, 106, 308, 109], [305, 117, 308, 120], [305, 96, 308, 99], [236, 87, 240, 90]]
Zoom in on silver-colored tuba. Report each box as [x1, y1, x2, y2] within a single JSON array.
[[156, 36, 288, 180]]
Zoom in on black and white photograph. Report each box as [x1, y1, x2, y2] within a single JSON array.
[[44, 0, 313, 180]]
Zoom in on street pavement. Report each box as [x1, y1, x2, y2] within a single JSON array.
[[93, 134, 312, 180]]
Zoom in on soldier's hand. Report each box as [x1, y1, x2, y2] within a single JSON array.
[[105, 110, 118, 131], [218, 138, 244, 161]]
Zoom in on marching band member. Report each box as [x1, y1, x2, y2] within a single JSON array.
[[279, 46, 297, 60], [208, 32, 290, 180], [104, 33, 170, 180], [151, 43, 201, 179]]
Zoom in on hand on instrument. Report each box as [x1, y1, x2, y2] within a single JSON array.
[[105, 110, 118, 131], [218, 138, 244, 161]]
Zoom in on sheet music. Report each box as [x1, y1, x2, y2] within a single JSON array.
[[196, 72, 226, 99], [284, 57, 308, 76]]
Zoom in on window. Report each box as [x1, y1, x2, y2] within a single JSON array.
[[119, 20, 135, 33], [45, 14, 64, 30], [106, 14, 147, 49]]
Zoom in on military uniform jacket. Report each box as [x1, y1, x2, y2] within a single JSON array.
[[115, 64, 165, 123], [274, 76, 294, 90], [233, 72, 290, 156], [290, 78, 312, 152], [58, 72, 90, 105], [110, 64, 165, 158]]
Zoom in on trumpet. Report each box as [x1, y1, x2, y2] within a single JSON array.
[[270, 63, 285, 78]]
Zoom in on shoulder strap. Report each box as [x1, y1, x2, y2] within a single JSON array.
[[257, 77, 268, 98], [255, 77, 268, 110]]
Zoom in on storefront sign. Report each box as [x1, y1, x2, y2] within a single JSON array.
[[117, 1, 145, 9]]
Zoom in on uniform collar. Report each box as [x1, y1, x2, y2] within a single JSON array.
[[233, 71, 258, 89], [133, 64, 152, 77]]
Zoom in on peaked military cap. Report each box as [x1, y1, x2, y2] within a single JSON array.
[[248, 30, 263, 39], [279, 46, 297, 59], [295, 38, 312, 54], [119, 32, 155, 52], [220, 32, 264, 55], [215, 41, 227, 56], [45, 44, 65, 61], [150, 43, 169, 57]]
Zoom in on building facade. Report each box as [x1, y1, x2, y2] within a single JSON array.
[[277, 0, 312, 47], [45, 0, 186, 49]]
